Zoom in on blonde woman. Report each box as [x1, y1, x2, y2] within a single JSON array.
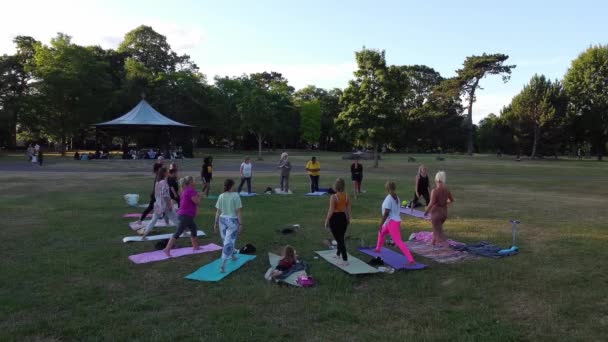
[[324, 178, 351, 266], [424, 171, 454, 247]]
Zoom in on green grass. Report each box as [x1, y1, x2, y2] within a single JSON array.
[[1, 152, 607, 341]]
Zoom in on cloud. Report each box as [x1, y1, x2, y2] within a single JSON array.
[[204, 62, 357, 90], [470, 93, 515, 123], [0, 1, 204, 54]]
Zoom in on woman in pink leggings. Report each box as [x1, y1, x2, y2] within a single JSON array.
[[376, 181, 416, 266]]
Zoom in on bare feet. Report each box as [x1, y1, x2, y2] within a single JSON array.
[[220, 266, 225, 273], [163, 248, 171, 257], [192, 245, 201, 251], [406, 261, 416, 266], [231, 255, 238, 261]]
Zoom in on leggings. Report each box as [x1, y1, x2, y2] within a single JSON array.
[[309, 175, 320, 193], [140, 194, 156, 221], [411, 189, 430, 207], [280, 176, 289, 192], [375, 219, 414, 263], [329, 212, 348, 261], [237, 177, 252, 193], [173, 214, 198, 239]]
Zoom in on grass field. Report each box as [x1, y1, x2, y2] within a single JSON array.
[[1, 151, 607, 341]]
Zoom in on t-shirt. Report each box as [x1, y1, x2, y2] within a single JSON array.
[[241, 162, 252, 178], [153, 180, 170, 214], [178, 186, 198, 217], [215, 192, 242, 218], [202, 164, 212, 179], [350, 163, 363, 178], [167, 176, 179, 201], [278, 160, 291, 176], [306, 160, 320, 176], [381, 194, 401, 222]]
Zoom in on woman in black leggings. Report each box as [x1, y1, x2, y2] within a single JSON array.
[[324, 178, 351, 266], [410, 165, 430, 208], [137, 159, 164, 224]]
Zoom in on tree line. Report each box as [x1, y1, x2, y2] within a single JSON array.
[[1, 26, 606, 160]]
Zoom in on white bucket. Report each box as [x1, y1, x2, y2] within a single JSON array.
[[124, 194, 140, 207]]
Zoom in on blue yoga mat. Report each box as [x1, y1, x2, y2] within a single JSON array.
[[358, 247, 427, 270], [185, 254, 256, 282]]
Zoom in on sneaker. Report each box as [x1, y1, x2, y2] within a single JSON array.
[[264, 268, 273, 281]]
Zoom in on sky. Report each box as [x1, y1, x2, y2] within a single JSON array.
[[1, 0, 606, 123]]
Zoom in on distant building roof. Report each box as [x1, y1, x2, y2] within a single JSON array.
[[94, 100, 192, 127]]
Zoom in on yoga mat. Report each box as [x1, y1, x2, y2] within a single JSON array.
[[123, 230, 206, 243], [404, 240, 479, 264], [267, 253, 306, 287], [358, 247, 427, 270], [239, 192, 257, 197], [129, 243, 222, 264], [274, 188, 293, 195], [399, 207, 429, 220], [129, 220, 175, 231], [137, 203, 149, 208], [315, 250, 379, 275], [122, 213, 151, 219], [305, 191, 327, 196], [185, 254, 256, 282]]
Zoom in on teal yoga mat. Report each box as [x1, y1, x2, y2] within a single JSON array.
[[185, 254, 256, 282], [315, 250, 379, 275]]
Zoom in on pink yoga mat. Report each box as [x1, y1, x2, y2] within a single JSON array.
[[122, 213, 151, 218], [128, 243, 222, 264]]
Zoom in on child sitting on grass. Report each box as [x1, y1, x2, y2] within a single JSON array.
[[265, 245, 298, 280]]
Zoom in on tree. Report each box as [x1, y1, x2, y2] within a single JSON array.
[[238, 79, 273, 159], [118, 25, 181, 75], [299, 100, 321, 146], [563, 45, 608, 160], [26, 33, 112, 152], [0, 36, 37, 147], [456, 53, 516, 155], [510, 75, 565, 158], [337, 48, 397, 167]]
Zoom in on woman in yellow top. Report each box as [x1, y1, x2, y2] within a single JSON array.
[[324, 178, 351, 266], [305, 156, 321, 193]]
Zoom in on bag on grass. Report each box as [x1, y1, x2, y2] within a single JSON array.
[[239, 243, 256, 255], [124, 194, 140, 207], [154, 239, 169, 250], [296, 274, 315, 287]]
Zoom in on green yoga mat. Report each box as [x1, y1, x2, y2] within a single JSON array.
[[267, 253, 307, 287], [315, 250, 379, 275], [185, 254, 256, 282]]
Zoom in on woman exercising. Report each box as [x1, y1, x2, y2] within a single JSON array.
[[424, 171, 454, 247], [409, 165, 430, 209], [324, 178, 351, 266], [376, 181, 416, 266]]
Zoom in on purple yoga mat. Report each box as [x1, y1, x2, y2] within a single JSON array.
[[358, 247, 427, 270], [128, 243, 222, 264], [123, 213, 151, 218], [399, 207, 429, 220]]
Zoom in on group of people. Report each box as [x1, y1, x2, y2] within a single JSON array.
[[26, 143, 43, 166], [134, 154, 454, 273], [322, 167, 453, 267]]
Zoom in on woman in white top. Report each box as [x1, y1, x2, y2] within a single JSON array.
[[375, 181, 416, 265], [237, 156, 253, 193], [214, 179, 243, 273]]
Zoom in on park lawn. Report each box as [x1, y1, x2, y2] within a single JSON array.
[[0, 153, 607, 341]]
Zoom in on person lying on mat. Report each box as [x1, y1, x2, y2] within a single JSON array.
[[214, 179, 243, 273], [265, 245, 298, 280], [141, 167, 179, 238], [163, 176, 201, 256], [409, 165, 430, 209], [324, 178, 351, 266], [376, 181, 416, 266], [424, 171, 454, 248]]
